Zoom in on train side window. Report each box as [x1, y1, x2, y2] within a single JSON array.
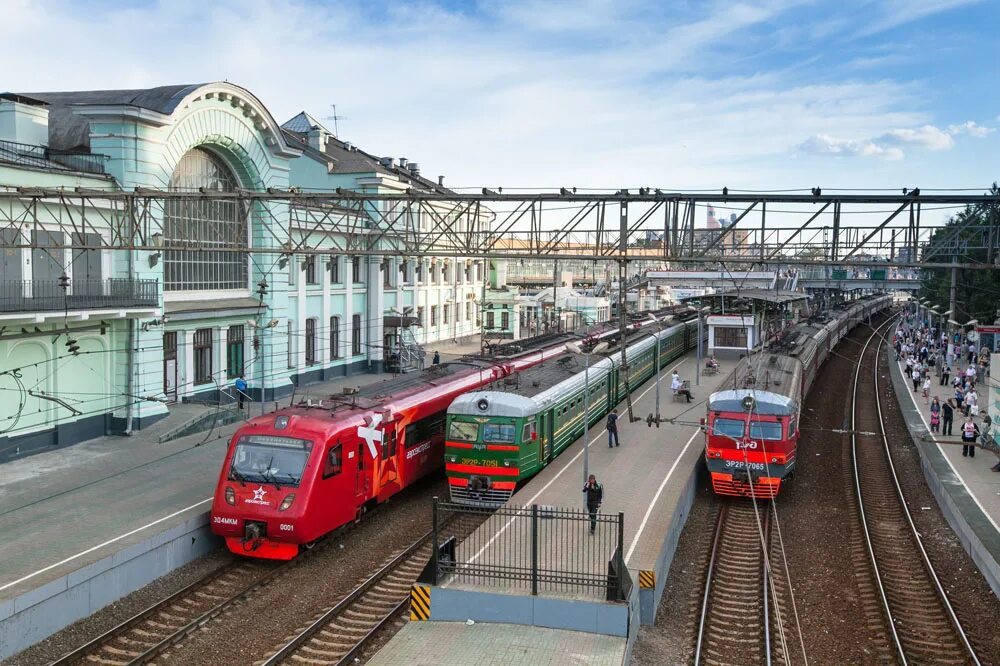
[[357, 443, 364, 470], [788, 418, 797, 436], [323, 444, 343, 478], [383, 428, 398, 458], [522, 422, 535, 441]]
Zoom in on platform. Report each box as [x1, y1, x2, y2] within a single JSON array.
[[366, 621, 626, 666], [0, 369, 396, 661], [887, 345, 1000, 597], [395, 348, 732, 662]]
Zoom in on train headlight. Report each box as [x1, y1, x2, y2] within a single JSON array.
[[771, 457, 778, 463], [503, 460, 511, 467], [225, 487, 236, 506], [279, 494, 296, 512], [449, 455, 458, 463]]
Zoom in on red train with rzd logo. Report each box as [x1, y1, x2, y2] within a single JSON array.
[[704, 294, 892, 498], [210, 316, 675, 559]]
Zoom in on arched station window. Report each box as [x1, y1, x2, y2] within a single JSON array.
[[163, 148, 248, 291]]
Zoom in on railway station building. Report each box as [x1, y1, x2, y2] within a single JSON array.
[[0, 82, 486, 457]]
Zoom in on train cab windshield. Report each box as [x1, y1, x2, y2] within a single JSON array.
[[449, 421, 479, 442], [229, 434, 313, 487], [749, 421, 783, 440], [712, 418, 746, 438], [482, 423, 516, 443]]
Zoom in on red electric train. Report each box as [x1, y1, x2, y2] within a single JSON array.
[[210, 310, 689, 559], [704, 295, 892, 498]]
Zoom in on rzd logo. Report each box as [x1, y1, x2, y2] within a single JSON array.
[[736, 440, 758, 450]]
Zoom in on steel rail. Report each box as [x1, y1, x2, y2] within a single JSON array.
[[850, 313, 980, 665], [47, 559, 287, 666], [259, 529, 433, 666], [850, 315, 907, 663], [868, 317, 981, 664], [693, 504, 726, 666]]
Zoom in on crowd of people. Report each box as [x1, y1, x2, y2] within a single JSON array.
[[894, 314, 999, 471]]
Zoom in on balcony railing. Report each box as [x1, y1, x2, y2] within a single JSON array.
[[0, 139, 109, 176], [0, 279, 159, 313]]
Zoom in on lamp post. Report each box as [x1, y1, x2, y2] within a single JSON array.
[[566, 340, 608, 499], [696, 306, 709, 387]]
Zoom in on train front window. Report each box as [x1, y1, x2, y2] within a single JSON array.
[[749, 422, 783, 441], [448, 421, 479, 442], [229, 435, 312, 487], [483, 423, 515, 443], [712, 418, 745, 439]]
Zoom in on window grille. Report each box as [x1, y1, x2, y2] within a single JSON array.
[[164, 149, 248, 291]]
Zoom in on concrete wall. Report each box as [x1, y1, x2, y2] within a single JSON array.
[[0, 512, 219, 661], [884, 342, 1000, 598], [635, 454, 702, 625], [426, 586, 629, 637]]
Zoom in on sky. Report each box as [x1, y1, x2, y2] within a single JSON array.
[[2, 0, 998, 203]]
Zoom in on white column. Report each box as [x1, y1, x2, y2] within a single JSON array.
[[368, 255, 384, 369], [220, 326, 229, 386], [321, 256, 331, 366], [183, 329, 195, 397], [345, 259, 354, 364]]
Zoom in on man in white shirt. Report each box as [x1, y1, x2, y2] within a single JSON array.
[[671, 371, 693, 403]]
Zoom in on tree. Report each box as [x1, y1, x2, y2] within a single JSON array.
[[918, 183, 1000, 324]]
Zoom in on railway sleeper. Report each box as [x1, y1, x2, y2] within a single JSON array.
[[289, 654, 333, 665], [307, 633, 357, 649], [300, 644, 348, 658], [85, 656, 130, 666]]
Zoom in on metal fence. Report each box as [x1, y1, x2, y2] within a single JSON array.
[[427, 500, 631, 601], [0, 278, 159, 312], [0, 139, 109, 175]]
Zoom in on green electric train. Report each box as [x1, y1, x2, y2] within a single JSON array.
[[444, 315, 702, 505]]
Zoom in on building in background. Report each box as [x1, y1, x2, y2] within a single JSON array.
[[0, 83, 487, 456]]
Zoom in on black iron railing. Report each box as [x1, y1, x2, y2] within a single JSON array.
[[425, 499, 629, 601], [0, 139, 109, 175], [0, 278, 159, 312]]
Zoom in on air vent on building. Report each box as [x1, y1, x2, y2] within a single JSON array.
[[399, 157, 408, 168], [408, 162, 420, 176]]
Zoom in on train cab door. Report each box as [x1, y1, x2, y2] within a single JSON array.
[[355, 442, 371, 507], [538, 413, 552, 464]]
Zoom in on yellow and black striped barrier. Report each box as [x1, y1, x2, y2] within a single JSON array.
[[410, 584, 431, 620], [639, 570, 655, 589]]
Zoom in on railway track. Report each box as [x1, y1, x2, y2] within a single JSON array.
[[48, 558, 282, 666], [258, 512, 488, 666], [850, 317, 981, 665], [694, 501, 783, 666]]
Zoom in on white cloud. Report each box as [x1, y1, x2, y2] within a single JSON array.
[[801, 120, 993, 160], [880, 125, 954, 150], [948, 121, 996, 138], [799, 134, 904, 160]]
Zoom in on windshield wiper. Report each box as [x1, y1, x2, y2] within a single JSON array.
[[230, 467, 247, 487], [262, 456, 282, 490]]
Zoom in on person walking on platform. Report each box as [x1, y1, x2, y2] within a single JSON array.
[[940, 363, 951, 386], [234, 374, 248, 410], [930, 397, 941, 433], [961, 416, 979, 457], [942, 399, 955, 436], [606, 409, 620, 448], [911, 367, 922, 391], [582, 474, 603, 535], [432, 350, 441, 365]]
